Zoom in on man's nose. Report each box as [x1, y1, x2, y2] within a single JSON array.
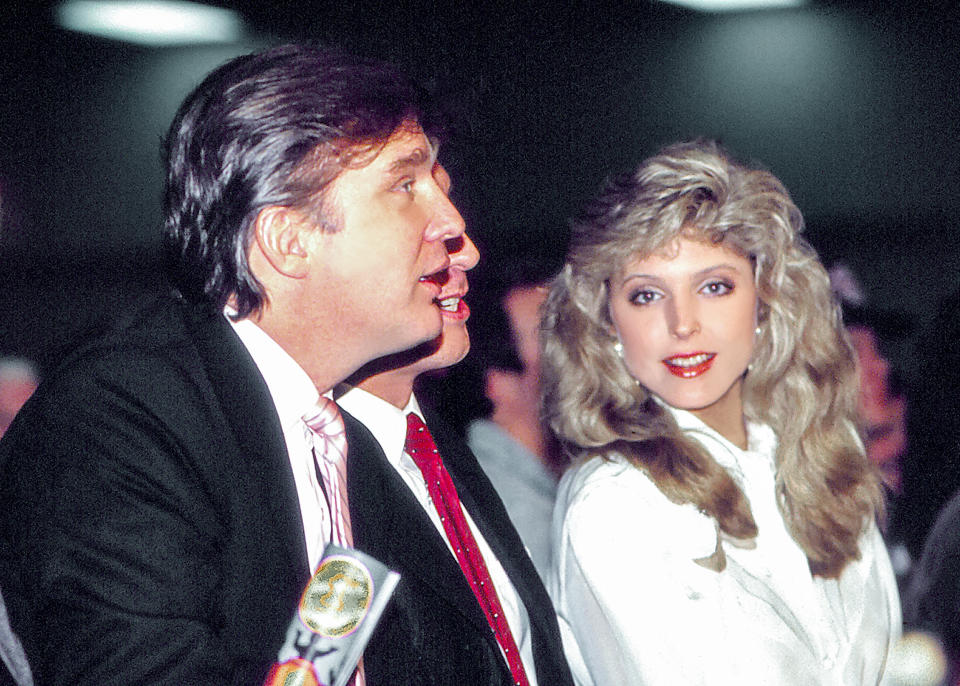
[[446, 233, 480, 271], [425, 190, 467, 243]]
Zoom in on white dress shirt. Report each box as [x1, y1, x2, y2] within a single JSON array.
[[549, 406, 901, 686], [229, 316, 333, 573], [337, 386, 540, 686]]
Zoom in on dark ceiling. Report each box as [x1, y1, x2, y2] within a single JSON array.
[[1, 0, 958, 369]]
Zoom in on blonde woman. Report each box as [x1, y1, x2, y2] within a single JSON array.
[[542, 140, 900, 685]]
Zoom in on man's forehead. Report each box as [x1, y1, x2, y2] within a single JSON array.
[[322, 122, 440, 185], [378, 125, 438, 170]]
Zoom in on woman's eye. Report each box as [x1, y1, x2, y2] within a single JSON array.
[[701, 280, 733, 296], [395, 179, 415, 194], [630, 289, 660, 305]]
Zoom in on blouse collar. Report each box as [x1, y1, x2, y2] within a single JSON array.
[[659, 401, 778, 473]]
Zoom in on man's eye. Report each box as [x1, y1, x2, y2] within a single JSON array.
[[395, 179, 415, 194]]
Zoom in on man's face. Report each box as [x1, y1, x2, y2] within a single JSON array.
[[416, 159, 480, 371], [392, 163, 480, 376], [304, 122, 468, 364], [504, 286, 547, 376]]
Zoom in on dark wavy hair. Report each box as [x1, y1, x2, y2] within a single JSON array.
[[162, 43, 440, 317]]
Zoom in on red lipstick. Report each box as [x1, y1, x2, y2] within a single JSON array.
[[662, 352, 716, 378]]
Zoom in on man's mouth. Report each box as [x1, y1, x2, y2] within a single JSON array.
[[419, 269, 449, 289], [662, 352, 715, 378], [438, 295, 461, 312], [435, 293, 469, 319]]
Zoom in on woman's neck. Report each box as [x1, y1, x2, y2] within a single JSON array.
[[687, 381, 748, 450]]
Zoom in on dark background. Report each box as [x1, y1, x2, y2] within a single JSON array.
[[0, 0, 958, 569], [1, 0, 958, 374]]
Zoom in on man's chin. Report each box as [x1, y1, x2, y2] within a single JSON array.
[[423, 325, 470, 369], [412, 334, 444, 359], [391, 312, 444, 356]]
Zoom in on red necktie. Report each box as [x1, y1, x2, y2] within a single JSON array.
[[405, 413, 531, 686]]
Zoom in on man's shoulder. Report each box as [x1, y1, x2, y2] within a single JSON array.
[[15, 291, 252, 439], [51, 291, 233, 384], [466, 418, 509, 454], [467, 419, 535, 468]]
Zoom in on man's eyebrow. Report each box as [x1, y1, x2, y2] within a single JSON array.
[[386, 145, 437, 174]]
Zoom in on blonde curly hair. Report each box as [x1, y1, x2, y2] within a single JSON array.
[[541, 140, 882, 577]]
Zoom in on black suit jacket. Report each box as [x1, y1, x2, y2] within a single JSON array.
[[0, 292, 309, 685], [342, 406, 573, 686]]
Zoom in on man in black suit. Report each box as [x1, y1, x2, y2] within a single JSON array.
[[0, 44, 471, 685], [336, 197, 574, 685]]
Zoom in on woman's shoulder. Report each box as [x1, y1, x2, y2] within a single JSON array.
[[556, 452, 718, 556], [558, 452, 653, 505]]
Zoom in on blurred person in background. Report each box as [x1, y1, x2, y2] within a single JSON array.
[[829, 264, 911, 494], [0, 180, 35, 686], [464, 263, 564, 581], [905, 485, 960, 685], [901, 285, 960, 685], [829, 264, 915, 588]]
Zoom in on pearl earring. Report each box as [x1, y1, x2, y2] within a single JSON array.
[[613, 340, 624, 357]]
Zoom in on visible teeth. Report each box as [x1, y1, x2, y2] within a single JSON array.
[[669, 353, 710, 367], [438, 296, 460, 312]]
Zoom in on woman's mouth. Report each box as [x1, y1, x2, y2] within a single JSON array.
[[662, 352, 716, 378]]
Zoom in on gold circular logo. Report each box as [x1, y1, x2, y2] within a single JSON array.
[[298, 555, 373, 638]]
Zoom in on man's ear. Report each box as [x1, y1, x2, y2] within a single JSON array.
[[251, 205, 310, 278]]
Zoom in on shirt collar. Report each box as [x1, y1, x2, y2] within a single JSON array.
[[658, 398, 777, 467], [227, 315, 321, 428], [336, 385, 423, 467]]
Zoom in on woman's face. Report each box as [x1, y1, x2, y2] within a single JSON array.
[[608, 236, 758, 430]]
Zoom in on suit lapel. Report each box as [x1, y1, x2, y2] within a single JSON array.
[[341, 409, 492, 635], [183, 302, 309, 592], [424, 409, 578, 685], [424, 412, 552, 627], [427, 414, 520, 568]]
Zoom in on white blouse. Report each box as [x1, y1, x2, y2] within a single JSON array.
[[549, 407, 901, 686]]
